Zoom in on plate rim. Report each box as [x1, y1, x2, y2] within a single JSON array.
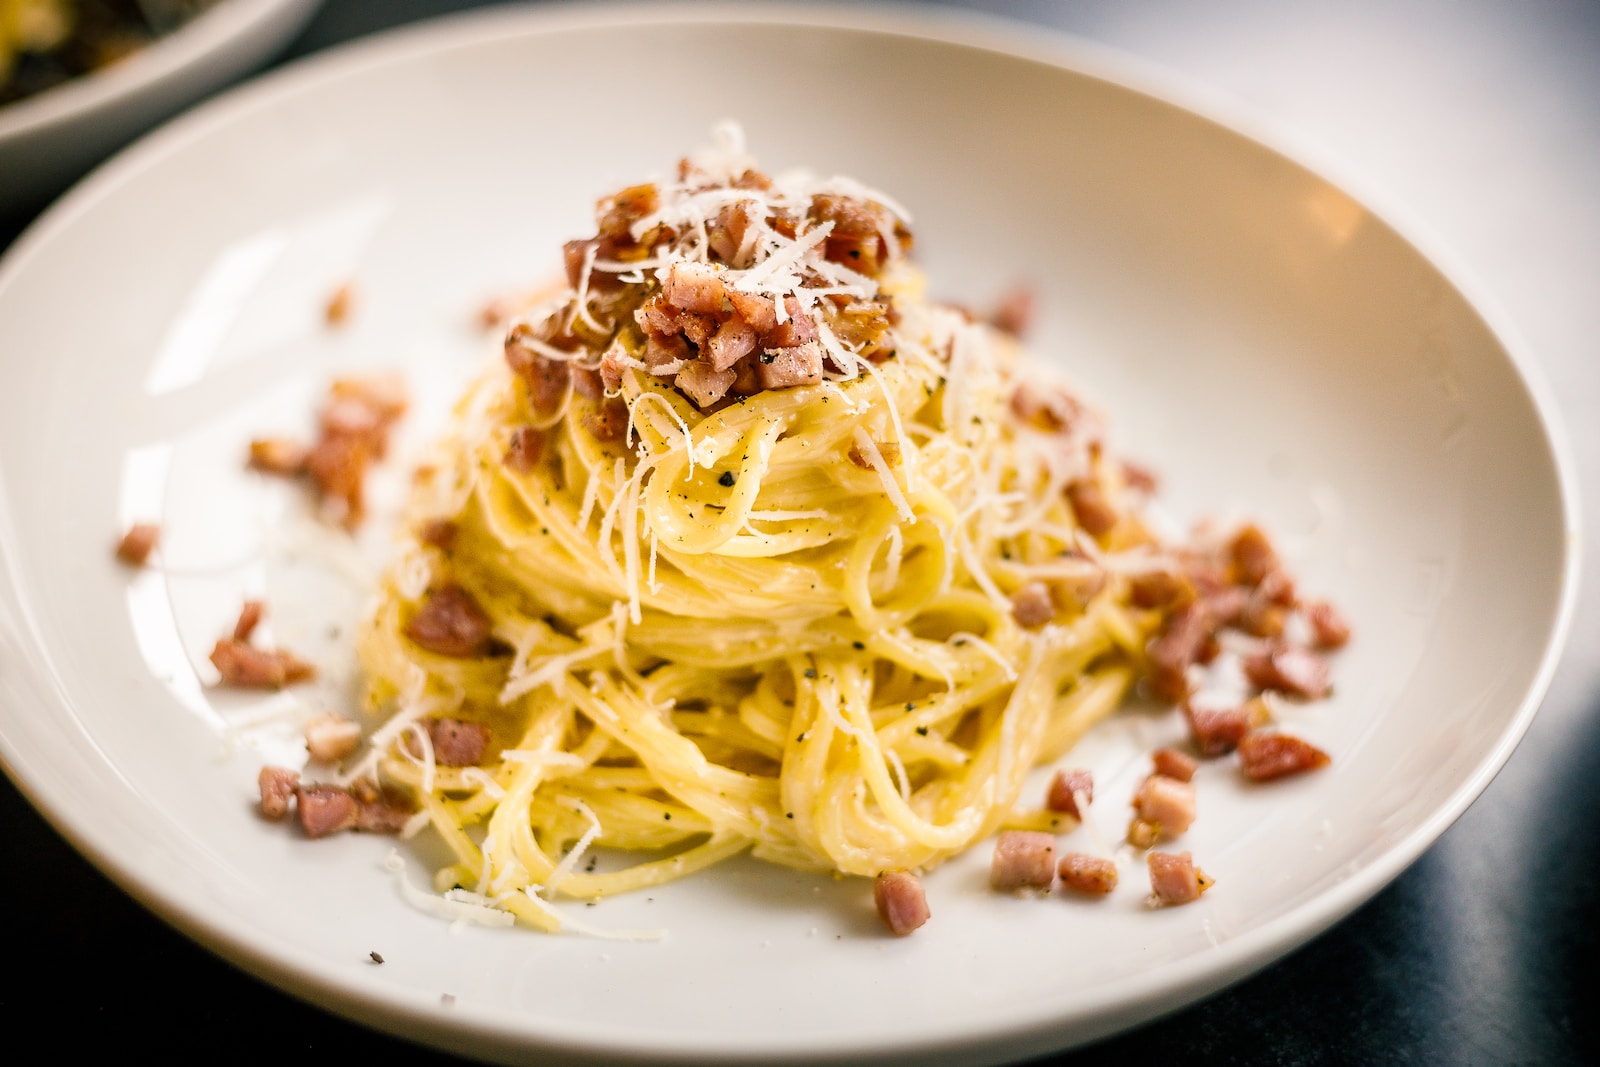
[[0, 2, 1582, 1063]]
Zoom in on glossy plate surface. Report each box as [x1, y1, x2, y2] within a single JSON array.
[[0, 5, 1577, 1064]]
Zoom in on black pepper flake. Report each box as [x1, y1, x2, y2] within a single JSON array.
[[905, 702, 915, 711], [916, 726, 929, 736], [852, 641, 865, 650], [663, 812, 672, 820], [718, 470, 736, 487], [786, 812, 794, 819], [540, 527, 549, 535], [803, 668, 817, 679], [369, 951, 385, 964], [760, 352, 775, 364]]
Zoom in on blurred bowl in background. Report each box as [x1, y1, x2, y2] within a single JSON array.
[[0, 0, 322, 213]]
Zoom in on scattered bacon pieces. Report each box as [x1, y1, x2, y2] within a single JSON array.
[[757, 339, 823, 389], [874, 870, 930, 935], [847, 439, 902, 470], [1132, 775, 1197, 837], [296, 784, 359, 838], [115, 523, 160, 566], [305, 713, 362, 763], [1238, 732, 1331, 781], [1009, 581, 1055, 628], [1305, 599, 1352, 650], [1045, 768, 1094, 818], [504, 426, 546, 473], [248, 437, 309, 476], [420, 519, 458, 551], [1151, 747, 1197, 783], [1147, 603, 1214, 703], [258, 766, 300, 820], [990, 830, 1057, 892], [403, 584, 492, 658], [1148, 851, 1212, 906], [250, 375, 408, 529], [1185, 698, 1270, 757], [1227, 524, 1280, 587], [425, 717, 492, 768], [582, 395, 631, 442], [232, 599, 264, 642], [210, 639, 316, 689], [1057, 853, 1118, 896], [1127, 818, 1161, 850], [325, 282, 355, 326], [989, 286, 1034, 338], [1065, 480, 1118, 538], [349, 778, 416, 833], [1244, 644, 1331, 699]]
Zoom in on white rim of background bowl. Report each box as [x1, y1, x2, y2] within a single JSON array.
[[0, 0, 319, 142], [0, 2, 1581, 1062]]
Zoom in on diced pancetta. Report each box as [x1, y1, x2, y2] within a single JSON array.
[[1057, 853, 1118, 896], [1237, 732, 1331, 781], [990, 830, 1056, 892], [874, 870, 930, 935]]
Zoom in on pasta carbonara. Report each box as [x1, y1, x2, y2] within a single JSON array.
[[347, 126, 1180, 933]]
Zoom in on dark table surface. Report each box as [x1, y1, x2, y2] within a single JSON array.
[[3, 1, 1598, 1063]]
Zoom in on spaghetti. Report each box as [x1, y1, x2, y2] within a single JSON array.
[[348, 127, 1196, 932]]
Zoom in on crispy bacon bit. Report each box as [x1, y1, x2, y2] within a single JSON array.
[[571, 365, 605, 401], [663, 261, 728, 314], [1147, 604, 1214, 703], [1152, 747, 1197, 783], [306, 714, 362, 763], [989, 286, 1034, 337], [1121, 460, 1159, 493], [582, 396, 631, 441], [1057, 853, 1118, 896], [990, 831, 1056, 892], [1237, 589, 1287, 638], [505, 325, 573, 416], [232, 599, 264, 642], [727, 289, 778, 334], [404, 584, 492, 658], [295, 784, 359, 838], [1228, 524, 1280, 587], [426, 717, 492, 768], [115, 523, 159, 566], [210, 639, 315, 689], [504, 426, 546, 473], [1132, 775, 1197, 836], [1305, 599, 1352, 650], [1046, 768, 1094, 818], [874, 870, 930, 935], [1066, 480, 1118, 538], [325, 282, 355, 326], [1010, 581, 1055, 628], [1238, 732, 1331, 781], [349, 777, 415, 833], [847, 440, 902, 469], [258, 766, 300, 820], [1244, 644, 1331, 699], [706, 316, 758, 371], [250, 437, 309, 477], [1185, 701, 1251, 757], [811, 193, 896, 275], [254, 375, 408, 529], [674, 360, 737, 408], [757, 340, 823, 389], [1126, 818, 1160, 849], [420, 519, 458, 551], [708, 201, 758, 267], [1148, 851, 1212, 906], [1128, 568, 1192, 611]]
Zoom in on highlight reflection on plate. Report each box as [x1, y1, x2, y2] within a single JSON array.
[[0, 4, 1576, 1064]]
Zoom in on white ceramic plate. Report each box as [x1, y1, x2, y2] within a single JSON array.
[[0, 0, 323, 211], [0, 4, 1578, 1064]]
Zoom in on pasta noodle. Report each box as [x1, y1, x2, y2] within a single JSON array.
[[351, 127, 1177, 929]]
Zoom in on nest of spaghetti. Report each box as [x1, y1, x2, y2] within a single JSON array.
[[342, 136, 1324, 933]]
